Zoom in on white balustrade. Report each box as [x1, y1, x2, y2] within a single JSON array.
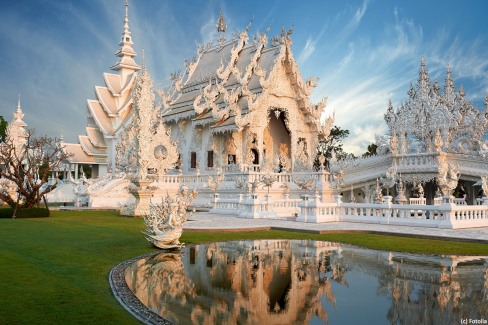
[[409, 198, 426, 205]]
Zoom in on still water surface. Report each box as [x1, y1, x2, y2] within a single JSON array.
[[125, 240, 487, 325]]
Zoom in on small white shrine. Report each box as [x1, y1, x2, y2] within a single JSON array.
[[342, 58, 488, 206]]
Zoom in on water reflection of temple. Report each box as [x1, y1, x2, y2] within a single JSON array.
[[124, 241, 488, 325]]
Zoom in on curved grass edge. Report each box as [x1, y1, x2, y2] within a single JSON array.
[[109, 252, 172, 325], [181, 229, 488, 256]]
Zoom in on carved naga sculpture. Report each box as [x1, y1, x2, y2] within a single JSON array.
[[142, 186, 197, 249]]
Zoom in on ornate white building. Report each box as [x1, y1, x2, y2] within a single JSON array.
[[342, 58, 488, 205], [159, 11, 331, 175], [63, 0, 141, 178], [6, 96, 28, 151], [47, 3, 488, 228]]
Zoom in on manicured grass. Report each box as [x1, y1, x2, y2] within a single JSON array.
[[0, 210, 487, 324]]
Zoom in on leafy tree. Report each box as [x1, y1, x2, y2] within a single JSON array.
[[0, 129, 72, 216], [315, 126, 351, 170], [362, 143, 378, 158], [0, 115, 7, 142]]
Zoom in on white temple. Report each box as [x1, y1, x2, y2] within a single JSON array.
[[159, 11, 331, 175], [42, 2, 488, 229], [6, 96, 28, 151]]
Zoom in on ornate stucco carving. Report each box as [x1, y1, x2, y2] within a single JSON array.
[[116, 68, 178, 179], [437, 154, 459, 196], [385, 58, 488, 154]]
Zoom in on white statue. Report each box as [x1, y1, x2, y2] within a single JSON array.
[[260, 173, 277, 194], [328, 150, 352, 191], [373, 179, 383, 204], [293, 177, 314, 191], [416, 182, 424, 198], [380, 166, 397, 196], [207, 172, 224, 191], [437, 156, 459, 196], [142, 185, 197, 249]]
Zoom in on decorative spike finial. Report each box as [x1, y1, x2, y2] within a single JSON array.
[[421, 55, 425, 67], [216, 9, 226, 47], [13, 94, 25, 122], [245, 17, 253, 32], [216, 9, 227, 33]]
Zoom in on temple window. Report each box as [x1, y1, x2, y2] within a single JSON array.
[[228, 154, 236, 164], [190, 152, 197, 169], [207, 151, 214, 168]]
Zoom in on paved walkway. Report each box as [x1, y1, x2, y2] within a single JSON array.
[[184, 212, 488, 243]]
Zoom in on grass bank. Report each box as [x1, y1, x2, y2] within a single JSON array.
[[0, 210, 486, 324]]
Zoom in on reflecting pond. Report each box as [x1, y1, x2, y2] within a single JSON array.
[[125, 240, 488, 324]]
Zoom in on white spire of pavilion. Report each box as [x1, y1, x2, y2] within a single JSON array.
[[110, 0, 141, 77], [13, 94, 25, 123]]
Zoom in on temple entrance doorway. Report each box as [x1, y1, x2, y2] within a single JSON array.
[[265, 109, 291, 172], [251, 148, 259, 165]]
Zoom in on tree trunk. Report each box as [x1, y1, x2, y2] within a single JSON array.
[[12, 192, 21, 218], [43, 195, 51, 217]]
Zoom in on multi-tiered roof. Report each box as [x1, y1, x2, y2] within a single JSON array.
[[65, 0, 140, 167], [160, 15, 329, 137]]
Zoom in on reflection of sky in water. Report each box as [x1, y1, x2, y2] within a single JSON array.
[[125, 240, 488, 325], [315, 272, 391, 325]]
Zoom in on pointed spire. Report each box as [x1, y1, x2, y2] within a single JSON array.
[[13, 94, 25, 122], [443, 64, 456, 105], [216, 9, 227, 33], [416, 56, 431, 97], [216, 9, 226, 46], [111, 0, 141, 75]]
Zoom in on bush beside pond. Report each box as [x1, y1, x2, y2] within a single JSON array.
[[0, 207, 50, 218]]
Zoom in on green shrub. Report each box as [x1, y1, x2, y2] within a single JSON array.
[[0, 207, 50, 218]]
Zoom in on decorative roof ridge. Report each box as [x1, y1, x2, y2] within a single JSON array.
[[103, 73, 122, 96], [78, 135, 107, 156], [85, 127, 107, 148], [86, 99, 114, 135], [94, 86, 118, 116]]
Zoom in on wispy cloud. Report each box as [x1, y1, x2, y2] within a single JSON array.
[[344, 0, 369, 33]]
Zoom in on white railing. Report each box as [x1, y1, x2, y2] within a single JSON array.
[[453, 198, 467, 205], [209, 192, 488, 228], [301, 199, 488, 229], [210, 197, 241, 215], [409, 198, 426, 205], [267, 198, 301, 216], [211, 194, 300, 219], [395, 152, 439, 169]]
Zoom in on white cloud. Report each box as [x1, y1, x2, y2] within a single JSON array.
[[344, 0, 369, 33], [298, 38, 316, 62]]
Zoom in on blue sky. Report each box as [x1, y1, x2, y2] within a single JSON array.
[[0, 0, 487, 154]]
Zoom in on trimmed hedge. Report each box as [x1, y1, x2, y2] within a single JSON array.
[[0, 207, 50, 218]]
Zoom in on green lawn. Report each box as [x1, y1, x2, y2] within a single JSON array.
[[0, 210, 487, 324]]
